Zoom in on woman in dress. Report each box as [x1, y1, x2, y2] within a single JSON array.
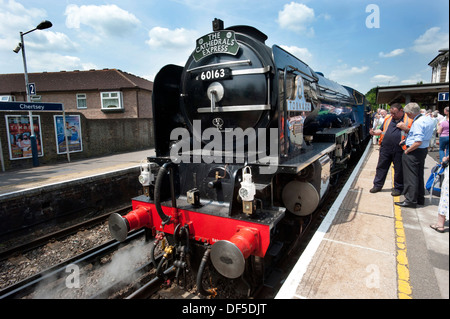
[[430, 156, 449, 233], [437, 107, 449, 162]]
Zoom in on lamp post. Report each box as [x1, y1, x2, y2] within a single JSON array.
[[13, 20, 53, 167]]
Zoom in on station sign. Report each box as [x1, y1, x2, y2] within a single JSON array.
[[28, 83, 36, 95], [438, 92, 449, 102], [193, 30, 239, 62], [0, 101, 64, 112]]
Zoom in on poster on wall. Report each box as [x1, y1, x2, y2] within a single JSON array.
[[54, 115, 83, 154], [5, 115, 44, 160]]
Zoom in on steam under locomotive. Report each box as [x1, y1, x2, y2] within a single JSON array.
[[108, 19, 370, 296]]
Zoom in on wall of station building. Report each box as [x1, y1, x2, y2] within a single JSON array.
[[0, 166, 142, 240], [36, 89, 153, 120], [0, 112, 154, 171]]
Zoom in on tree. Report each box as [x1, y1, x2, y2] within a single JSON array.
[[365, 87, 378, 110]]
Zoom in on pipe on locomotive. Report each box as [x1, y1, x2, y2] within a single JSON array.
[[108, 160, 260, 280], [108, 163, 173, 242], [153, 162, 173, 226], [197, 248, 216, 297]]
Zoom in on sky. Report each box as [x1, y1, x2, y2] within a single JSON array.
[[0, 0, 448, 95]]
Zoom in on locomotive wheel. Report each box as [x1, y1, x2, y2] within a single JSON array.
[[282, 181, 320, 216]]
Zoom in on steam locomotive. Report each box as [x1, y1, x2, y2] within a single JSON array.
[[108, 19, 370, 296]]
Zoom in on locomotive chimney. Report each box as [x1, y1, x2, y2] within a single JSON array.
[[212, 18, 224, 31]]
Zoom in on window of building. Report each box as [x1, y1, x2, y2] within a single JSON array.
[[0, 95, 16, 101], [76, 93, 87, 109], [101, 92, 123, 111]]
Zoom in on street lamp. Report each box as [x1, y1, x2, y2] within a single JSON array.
[[13, 20, 52, 167]]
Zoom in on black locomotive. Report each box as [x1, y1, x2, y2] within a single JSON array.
[[109, 19, 370, 296]]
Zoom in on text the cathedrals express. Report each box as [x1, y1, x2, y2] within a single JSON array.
[[193, 31, 239, 62]]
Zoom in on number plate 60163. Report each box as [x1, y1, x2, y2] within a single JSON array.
[[199, 68, 231, 81]]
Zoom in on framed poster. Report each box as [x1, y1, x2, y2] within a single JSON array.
[[54, 115, 83, 154], [5, 115, 44, 160]]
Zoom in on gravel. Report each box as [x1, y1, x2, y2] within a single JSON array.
[[0, 221, 111, 291]]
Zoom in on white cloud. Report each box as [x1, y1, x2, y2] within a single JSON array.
[[27, 52, 97, 72], [0, 0, 46, 33], [65, 4, 140, 38], [279, 45, 313, 64], [370, 74, 399, 85], [412, 27, 449, 54], [26, 31, 78, 52], [329, 65, 369, 80], [143, 26, 200, 80], [400, 73, 426, 85], [0, 0, 84, 74], [379, 48, 405, 58], [0, 0, 47, 51], [277, 2, 315, 36], [146, 27, 198, 50]]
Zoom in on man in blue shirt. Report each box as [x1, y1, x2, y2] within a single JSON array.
[[396, 103, 436, 208]]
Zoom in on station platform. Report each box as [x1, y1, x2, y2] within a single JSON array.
[[1, 146, 447, 299], [276, 143, 449, 299], [0, 149, 155, 197]]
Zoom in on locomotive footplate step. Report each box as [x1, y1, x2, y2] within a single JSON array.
[[264, 268, 283, 289], [314, 126, 359, 143], [277, 142, 336, 174]]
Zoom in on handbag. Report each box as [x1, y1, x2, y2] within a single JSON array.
[[426, 163, 446, 197]]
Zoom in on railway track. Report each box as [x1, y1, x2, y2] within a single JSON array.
[[0, 205, 132, 261], [0, 230, 145, 299], [0, 142, 366, 299]]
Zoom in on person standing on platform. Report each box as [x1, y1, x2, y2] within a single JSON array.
[[372, 109, 387, 145], [395, 102, 436, 208], [430, 156, 448, 233], [426, 109, 438, 151], [369, 104, 412, 196], [437, 106, 449, 162]]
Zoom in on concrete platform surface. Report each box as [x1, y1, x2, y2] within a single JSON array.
[[276, 143, 448, 299], [0, 149, 155, 196], [1, 145, 447, 299]]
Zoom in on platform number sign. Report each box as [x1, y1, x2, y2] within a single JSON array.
[[438, 92, 449, 102], [28, 83, 36, 95]]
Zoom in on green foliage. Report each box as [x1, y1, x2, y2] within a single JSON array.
[[365, 87, 378, 110]]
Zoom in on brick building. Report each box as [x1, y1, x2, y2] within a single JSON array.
[[0, 69, 154, 170]]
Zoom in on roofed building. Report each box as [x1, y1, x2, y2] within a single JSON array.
[[0, 69, 154, 170], [376, 49, 449, 112], [429, 49, 449, 84], [0, 68, 153, 119]]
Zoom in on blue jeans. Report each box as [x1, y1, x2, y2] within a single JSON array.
[[439, 135, 449, 162]]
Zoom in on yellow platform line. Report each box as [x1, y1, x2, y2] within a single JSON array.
[[392, 168, 413, 299]]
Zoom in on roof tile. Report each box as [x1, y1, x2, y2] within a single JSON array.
[[0, 69, 153, 94]]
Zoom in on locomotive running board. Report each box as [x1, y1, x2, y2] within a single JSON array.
[[276, 142, 336, 174]]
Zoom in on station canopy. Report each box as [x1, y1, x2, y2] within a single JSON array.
[[376, 82, 449, 105]]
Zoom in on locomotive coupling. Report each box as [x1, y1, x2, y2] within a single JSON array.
[[108, 206, 152, 242], [210, 227, 259, 279]]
